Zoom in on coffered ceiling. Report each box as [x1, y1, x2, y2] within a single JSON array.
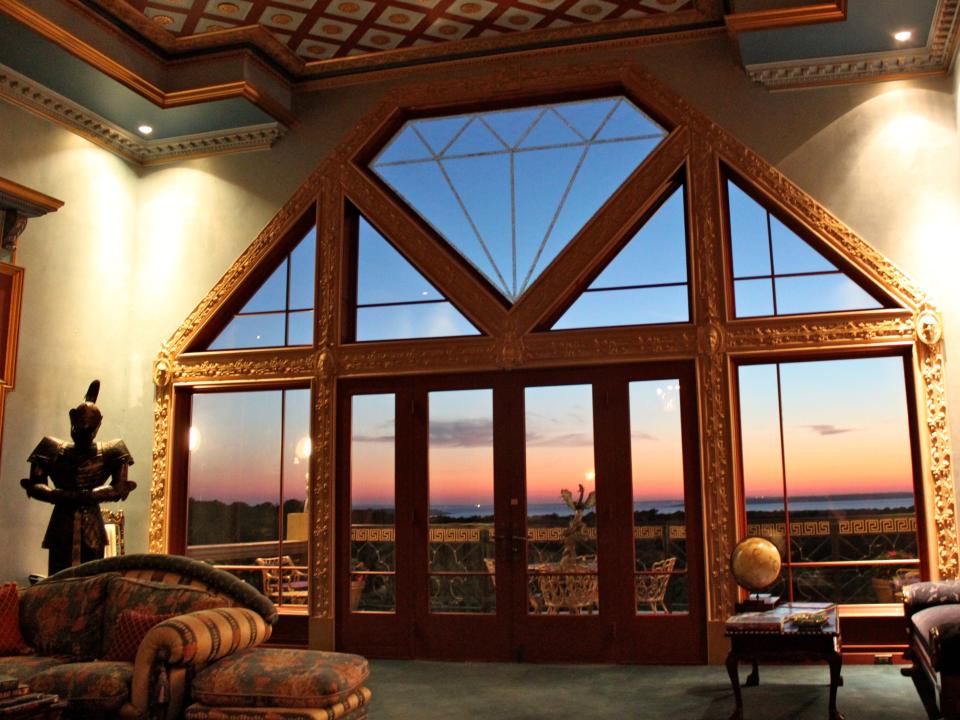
[[0, 0, 956, 164], [126, 0, 696, 61]]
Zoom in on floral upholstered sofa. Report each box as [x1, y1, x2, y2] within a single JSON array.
[[0, 554, 277, 719]]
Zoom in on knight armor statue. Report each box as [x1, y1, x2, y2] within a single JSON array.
[[20, 380, 136, 575]]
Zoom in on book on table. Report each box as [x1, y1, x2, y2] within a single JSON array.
[[726, 602, 837, 633]]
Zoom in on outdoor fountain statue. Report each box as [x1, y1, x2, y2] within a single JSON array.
[[559, 484, 596, 569]]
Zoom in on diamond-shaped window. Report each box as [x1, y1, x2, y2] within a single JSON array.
[[370, 97, 667, 303]]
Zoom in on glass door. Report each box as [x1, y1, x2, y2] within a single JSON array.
[[416, 385, 512, 659], [337, 364, 704, 663]]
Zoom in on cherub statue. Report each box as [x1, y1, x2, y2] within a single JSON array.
[[20, 380, 135, 575]]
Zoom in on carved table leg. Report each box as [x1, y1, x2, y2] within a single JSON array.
[[726, 652, 744, 720], [745, 659, 759, 687], [828, 651, 845, 720]]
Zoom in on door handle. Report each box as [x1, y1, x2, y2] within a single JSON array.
[[493, 533, 527, 555]]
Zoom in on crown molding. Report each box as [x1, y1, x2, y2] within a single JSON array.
[[0, 63, 285, 165], [744, 0, 959, 89], [725, 1, 846, 34], [0, 0, 296, 124]]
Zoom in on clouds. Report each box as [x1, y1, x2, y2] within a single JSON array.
[[807, 424, 856, 436], [429, 419, 493, 447], [525, 431, 593, 447]]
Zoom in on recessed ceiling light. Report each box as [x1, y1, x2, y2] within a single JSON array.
[[137, 124, 154, 135], [893, 30, 912, 42]]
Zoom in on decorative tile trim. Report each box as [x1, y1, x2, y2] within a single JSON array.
[[0, 63, 286, 165], [745, 0, 959, 88]]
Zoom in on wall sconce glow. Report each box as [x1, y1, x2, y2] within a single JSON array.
[[893, 30, 912, 42], [188, 426, 201, 452], [137, 124, 154, 135]]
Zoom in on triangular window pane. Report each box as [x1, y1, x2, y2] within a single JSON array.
[[727, 179, 884, 318], [552, 186, 689, 330], [355, 217, 480, 342], [207, 227, 316, 350], [370, 96, 667, 303]]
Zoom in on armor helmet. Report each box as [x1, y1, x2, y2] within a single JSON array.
[[69, 380, 103, 446]]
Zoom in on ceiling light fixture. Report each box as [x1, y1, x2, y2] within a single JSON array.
[[137, 124, 154, 135], [893, 30, 912, 42]]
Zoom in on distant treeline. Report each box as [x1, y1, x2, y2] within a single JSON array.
[[188, 498, 917, 545], [187, 498, 305, 546]]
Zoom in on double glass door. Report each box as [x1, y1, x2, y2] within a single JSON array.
[[336, 364, 704, 663]]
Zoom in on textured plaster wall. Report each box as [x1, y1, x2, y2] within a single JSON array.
[[0, 35, 957, 585]]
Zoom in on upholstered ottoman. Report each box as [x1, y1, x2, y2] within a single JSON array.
[[184, 648, 371, 720]]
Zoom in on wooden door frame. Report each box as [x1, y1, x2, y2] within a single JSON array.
[[336, 362, 706, 663]]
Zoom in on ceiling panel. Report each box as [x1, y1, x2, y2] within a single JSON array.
[[126, 0, 695, 60]]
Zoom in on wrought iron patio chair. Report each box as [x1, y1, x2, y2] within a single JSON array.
[[635, 556, 676, 613], [255, 555, 309, 605]]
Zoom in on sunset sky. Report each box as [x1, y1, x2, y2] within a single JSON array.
[[739, 356, 914, 500]]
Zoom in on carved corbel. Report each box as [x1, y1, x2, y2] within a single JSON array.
[[0, 210, 28, 253], [0, 177, 63, 261]]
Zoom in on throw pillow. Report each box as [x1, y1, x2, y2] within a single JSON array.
[[19, 573, 117, 659], [100, 576, 226, 657], [0, 582, 28, 654], [103, 610, 174, 662]]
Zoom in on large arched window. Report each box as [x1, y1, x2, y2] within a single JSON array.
[[149, 63, 955, 663]]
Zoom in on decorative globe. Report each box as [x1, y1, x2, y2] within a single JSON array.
[[730, 536, 782, 593]]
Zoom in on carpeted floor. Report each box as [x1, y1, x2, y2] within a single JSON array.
[[367, 660, 927, 719]]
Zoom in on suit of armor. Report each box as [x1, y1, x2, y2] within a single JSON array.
[[21, 381, 136, 575]]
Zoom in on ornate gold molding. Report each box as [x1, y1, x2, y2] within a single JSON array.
[[725, 314, 916, 351], [688, 134, 735, 621], [147, 61, 957, 654], [148, 384, 173, 553], [918, 340, 959, 579], [173, 350, 316, 383]]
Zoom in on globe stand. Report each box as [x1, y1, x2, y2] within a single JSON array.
[[735, 592, 781, 613]]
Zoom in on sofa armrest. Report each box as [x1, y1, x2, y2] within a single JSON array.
[[128, 607, 272, 718], [904, 581, 960, 618], [929, 622, 960, 673]]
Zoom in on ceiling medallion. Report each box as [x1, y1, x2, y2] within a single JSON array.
[[272, 14, 293, 25], [217, 2, 239, 13], [153, 15, 175, 25]]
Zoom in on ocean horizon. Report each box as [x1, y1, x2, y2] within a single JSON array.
[[415, 492, 917, 518]]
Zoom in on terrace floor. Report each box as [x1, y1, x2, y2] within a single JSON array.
[[367, 659, 926, 719]]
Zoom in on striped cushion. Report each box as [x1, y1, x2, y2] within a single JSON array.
[[191, 649, 369, 709], [185, 687, 372, 720]]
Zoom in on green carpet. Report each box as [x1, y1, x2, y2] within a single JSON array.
[[367, 660, 926, 719]]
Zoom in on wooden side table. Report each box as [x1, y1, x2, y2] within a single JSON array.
[[725, 603, 843, 720]]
